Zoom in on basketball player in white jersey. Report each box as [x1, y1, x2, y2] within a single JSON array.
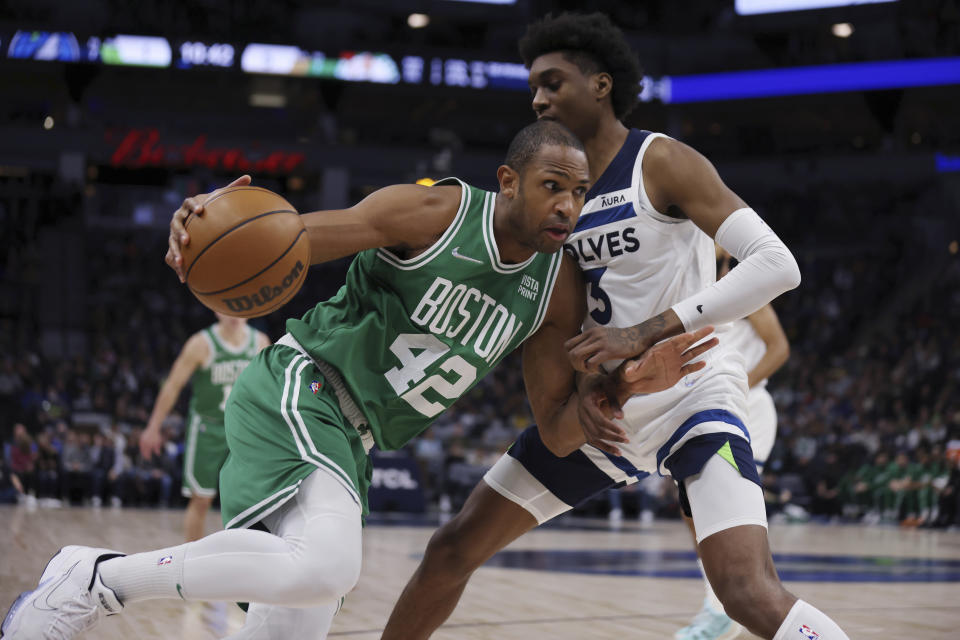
[[140, 313, 270, 542], [675, 248, 790, 640], [382, 13, 850, 640]]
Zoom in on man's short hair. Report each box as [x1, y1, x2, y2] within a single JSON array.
[[504, 120, 585, 174]]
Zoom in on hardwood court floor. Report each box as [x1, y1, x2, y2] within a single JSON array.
[[3, 505, 959, 639]]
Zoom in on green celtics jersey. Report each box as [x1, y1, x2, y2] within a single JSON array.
[[190, 324, 260, 422], [287, 178, 563, 451]]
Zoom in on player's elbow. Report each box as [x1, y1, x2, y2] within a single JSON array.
[[785, 258, 801, 291], [778, 341, 790, 367], [779, 248, 801, 291]]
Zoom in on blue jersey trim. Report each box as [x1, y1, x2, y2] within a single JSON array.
[[573, 204, 637, 233], [655, 409, 748, 470], [601, 450, 646, 479], [585, 129, 650, 201]]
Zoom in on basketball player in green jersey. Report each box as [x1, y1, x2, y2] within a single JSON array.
[[2, 120, 715, 640], [140, 313, 270, 542]]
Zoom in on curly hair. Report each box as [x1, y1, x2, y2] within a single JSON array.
[[519, 12, 643, 121]]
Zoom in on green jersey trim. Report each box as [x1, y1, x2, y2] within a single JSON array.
[[522, 250, 563, 341], [209, 325, 255, 356], [280, 354, 361, 506], [375, 177, 472, 271], [480, 190, 538, 274]]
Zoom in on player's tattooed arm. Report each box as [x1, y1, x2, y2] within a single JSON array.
[[564, 309, 685, 374]]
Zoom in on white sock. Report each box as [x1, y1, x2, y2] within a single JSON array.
[[98, 543, 189, 604], [773, 599, 850, 640], [698, 558, 725, 614]]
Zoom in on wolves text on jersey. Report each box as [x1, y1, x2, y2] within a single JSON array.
[[564, 226, 641, 264], [411, 276, 525, 365]]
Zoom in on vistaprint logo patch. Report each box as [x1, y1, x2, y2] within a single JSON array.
[[157, 555, 173, 566], [798, 624, 821, 640]]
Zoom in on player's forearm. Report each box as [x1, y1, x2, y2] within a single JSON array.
[[673, 209, 801, 332], [617, 309, 685, 358], [535, 397, 587, 458], [302, 209, 376, 265], [146, 386, 180, 432]]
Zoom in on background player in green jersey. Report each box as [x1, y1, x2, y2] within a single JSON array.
[[140, 312, 270, 542], [3, 120, 715, 640]]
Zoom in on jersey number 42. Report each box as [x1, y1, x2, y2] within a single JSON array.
[[383, 334, 478, 418]]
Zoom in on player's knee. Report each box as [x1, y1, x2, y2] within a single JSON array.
[[288, 547, 362, 604]]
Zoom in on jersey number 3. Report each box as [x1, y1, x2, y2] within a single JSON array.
[[384, 334, 477, 417], [583, 267, 612, 325]]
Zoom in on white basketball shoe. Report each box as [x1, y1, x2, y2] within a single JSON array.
[[2, 545, 125, 639]]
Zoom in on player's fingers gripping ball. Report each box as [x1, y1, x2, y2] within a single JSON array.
[[181, 186, 311, 318]]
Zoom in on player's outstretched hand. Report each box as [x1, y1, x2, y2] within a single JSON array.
[[165, 175, 251, 281], [615, 326, 718, 399], [139, 426, 164, 461], [577, 373, 629, 457]]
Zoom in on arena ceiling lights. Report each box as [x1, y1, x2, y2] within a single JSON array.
[[735, 0, 896, 15]]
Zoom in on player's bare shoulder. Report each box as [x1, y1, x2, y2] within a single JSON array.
[[180, 331, 211, 367], [642, 136, 741, 226], [642, 137, 711, 189], [416, 183, 462, 236], [378, 182, 463, 258]]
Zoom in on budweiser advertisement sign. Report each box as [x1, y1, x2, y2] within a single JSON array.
[[108, 128, 306, 173]]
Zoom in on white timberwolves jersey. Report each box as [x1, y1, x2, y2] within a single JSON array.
[[565, 131, 715, 334], [564, 130, 749, 475]]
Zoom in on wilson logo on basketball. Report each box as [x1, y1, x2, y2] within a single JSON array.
[[222, 260, 305, 313]]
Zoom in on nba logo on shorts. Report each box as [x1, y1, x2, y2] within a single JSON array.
[[310, 380, 322, 394], [798, 624, 821, 639], [157, 555, 173, 566]]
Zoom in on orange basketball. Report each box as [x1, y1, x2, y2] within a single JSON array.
[[181, 186, 310, 318]]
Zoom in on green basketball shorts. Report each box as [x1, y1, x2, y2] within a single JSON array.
[[219, 343, 372, 530]]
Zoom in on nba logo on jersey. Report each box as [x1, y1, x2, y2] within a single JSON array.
[[157, 555, 173, 566], [310, 380, 322, 394], [798, 624, 821, 639]]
